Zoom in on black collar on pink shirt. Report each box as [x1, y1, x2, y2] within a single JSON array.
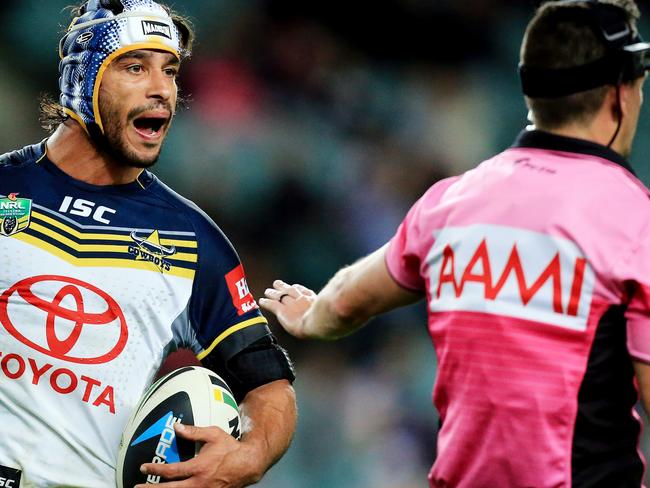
[[511, 129, 636, 176]]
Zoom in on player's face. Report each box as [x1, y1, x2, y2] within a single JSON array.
[[98, 50, 179, 168]]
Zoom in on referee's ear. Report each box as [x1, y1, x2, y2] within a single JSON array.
[[610, 78, 643, 121]]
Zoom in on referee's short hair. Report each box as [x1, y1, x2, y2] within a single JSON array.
[[521, 0, 640, 130]]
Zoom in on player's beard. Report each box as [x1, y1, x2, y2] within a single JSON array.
[[95, 97, 172, 169]]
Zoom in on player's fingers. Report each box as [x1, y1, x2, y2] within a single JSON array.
[[139, 456, 199, 481], [173, 423, 227, 443], [135, 475, 199, 488], [136, 481, 190, 488], [139, 426, 235, 485]]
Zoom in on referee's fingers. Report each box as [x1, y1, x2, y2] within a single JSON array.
[[263, 288, 284, 300], [272, 280, 301, 298], [293, 284, 316, 297], [273, 279, 291, 290], [259, 297, 280, 314]]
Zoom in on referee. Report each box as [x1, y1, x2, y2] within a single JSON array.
[[262, 1, 650, 486]]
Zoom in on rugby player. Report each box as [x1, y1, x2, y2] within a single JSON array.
[[261, 0, 650, 486], [0, 0, 296, 486]]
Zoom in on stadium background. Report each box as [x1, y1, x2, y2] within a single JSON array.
[[2, 1, 650, 486]]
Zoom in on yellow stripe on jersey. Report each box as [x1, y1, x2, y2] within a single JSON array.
[[213, 389, 224, 403], [196, 317, 268, 361], [31, 210, 199, 249], [29, 222, 198, 263], [12, 232, 196, 279]]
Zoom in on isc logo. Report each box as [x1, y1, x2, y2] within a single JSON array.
[[58, 196, 117, 224], [426, 224, 594, 331], [0, 479, 15, 488]]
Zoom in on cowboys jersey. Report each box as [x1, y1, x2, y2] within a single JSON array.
[[0, 141, 292, 487]]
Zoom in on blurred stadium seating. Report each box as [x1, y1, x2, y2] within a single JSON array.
[[2, 1, 650, 485]]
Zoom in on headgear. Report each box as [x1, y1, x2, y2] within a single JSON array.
[[59, 0, 183, 134]]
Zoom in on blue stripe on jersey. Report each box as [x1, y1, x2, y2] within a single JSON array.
[[29, 213, 199, 255], [20, 227, 197, 270]]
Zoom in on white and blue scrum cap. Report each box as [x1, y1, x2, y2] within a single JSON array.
[[58, 0, 183, 134]]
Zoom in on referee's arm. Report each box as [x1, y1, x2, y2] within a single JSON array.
[[260, 245, 422, 340]]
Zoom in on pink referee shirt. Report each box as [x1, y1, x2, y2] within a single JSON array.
[[386, 130, 650, 488]]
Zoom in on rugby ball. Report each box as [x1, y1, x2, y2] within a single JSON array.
[[116, 366, 241, 487]]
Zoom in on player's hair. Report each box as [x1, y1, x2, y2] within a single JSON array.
[[39, 94, 67, 133], [39, 0, 195, 133], [521, 0, 640, 130]]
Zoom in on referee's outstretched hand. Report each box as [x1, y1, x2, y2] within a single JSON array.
[[259, 280, 316, 339]]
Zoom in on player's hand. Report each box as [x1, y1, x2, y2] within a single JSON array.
[[259, 280, 316, 338], [136, 423, 263, 488]]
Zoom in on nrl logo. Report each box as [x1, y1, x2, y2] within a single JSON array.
[[128, 230, 176, 273], [0, 193, 32, 237]]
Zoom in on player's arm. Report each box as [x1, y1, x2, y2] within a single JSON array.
[[139, 379, 295, 487], [259, 244, 423, 340], [179, 322, 297, 484], [235, 378, 296, 478], [139, 328, 296, 488], [140, 211, 296, 487]]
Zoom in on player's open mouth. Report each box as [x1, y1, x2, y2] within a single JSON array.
[[132, 116, 168, 140]]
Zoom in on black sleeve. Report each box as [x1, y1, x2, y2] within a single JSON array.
[[201, 328, 295, 403]]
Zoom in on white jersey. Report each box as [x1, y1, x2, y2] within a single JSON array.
[[0, 143, 271, 486]]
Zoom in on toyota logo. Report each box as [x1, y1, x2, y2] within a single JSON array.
[[0, 275, 128, 364]]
